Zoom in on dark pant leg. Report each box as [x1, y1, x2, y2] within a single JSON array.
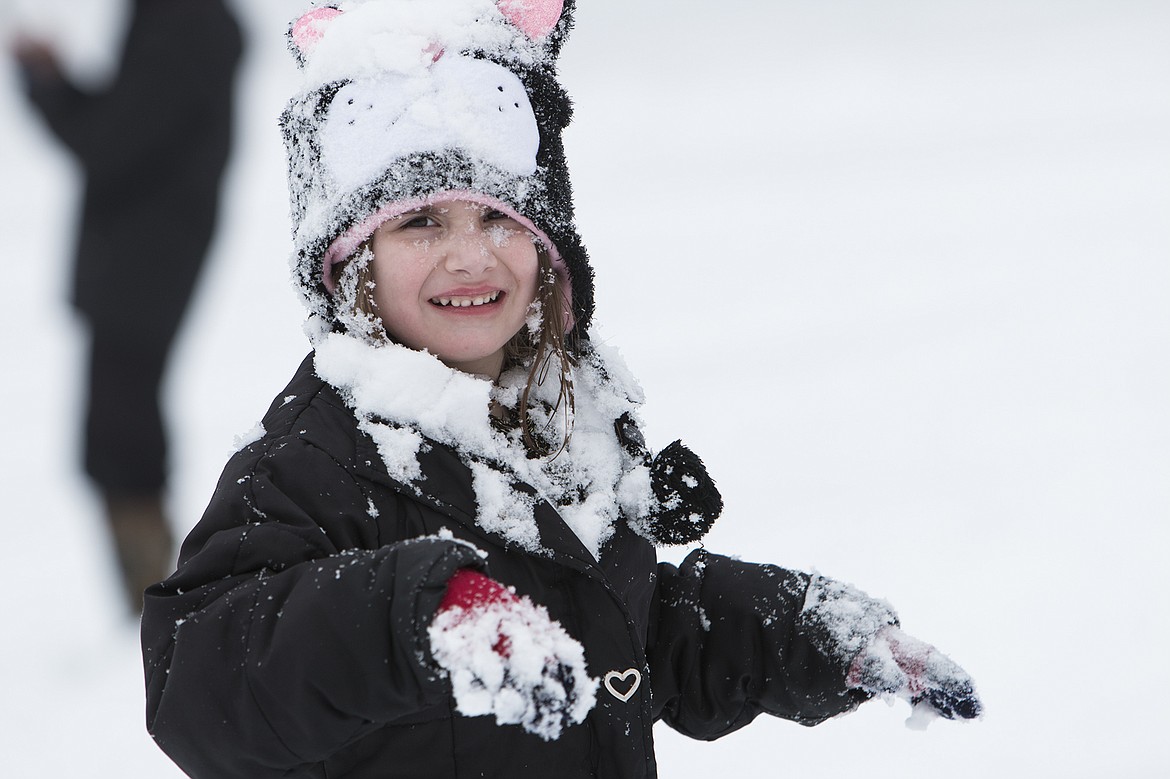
[[83, 322, 174, 496], [76, 218, 207, 496]]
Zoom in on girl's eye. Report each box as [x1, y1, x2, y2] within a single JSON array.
[[402, 214, 439, 229], [484, 209, 510, 223]]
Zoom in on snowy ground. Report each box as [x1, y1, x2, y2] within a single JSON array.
[[1, 0, 1167, 776]]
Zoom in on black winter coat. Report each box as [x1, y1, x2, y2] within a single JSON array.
[[142, 351, 866, 778]]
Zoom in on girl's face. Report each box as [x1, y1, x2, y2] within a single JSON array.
[[368, 198, 540, 378]]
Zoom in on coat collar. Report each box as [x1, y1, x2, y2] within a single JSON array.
[[312, 330, 652, 564]]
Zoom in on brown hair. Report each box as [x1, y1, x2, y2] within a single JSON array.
[[336, 247, 576, 458], [506, 251, 576, 458]]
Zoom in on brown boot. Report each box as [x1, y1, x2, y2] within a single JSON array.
[[104, 494, 175, 614]]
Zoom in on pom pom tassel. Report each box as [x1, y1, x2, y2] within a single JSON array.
[[643, 440, 723, 545]]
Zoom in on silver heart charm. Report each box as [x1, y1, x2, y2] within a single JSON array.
[[603, 668, 641, 703]]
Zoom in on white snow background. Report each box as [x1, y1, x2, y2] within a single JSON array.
[[1, 0, 1167, 776]]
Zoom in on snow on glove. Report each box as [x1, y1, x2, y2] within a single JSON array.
[[428, 569, 598, 741], [848, 625, 983, 726]]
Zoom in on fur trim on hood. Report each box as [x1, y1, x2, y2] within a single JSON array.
[[313, 328, 720, 555]]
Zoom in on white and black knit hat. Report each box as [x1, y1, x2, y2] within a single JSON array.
[[280, 0, 594, 337]]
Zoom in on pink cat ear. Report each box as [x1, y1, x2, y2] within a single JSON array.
[[497, 0, 564, 40], [290, 6, 344, 57]]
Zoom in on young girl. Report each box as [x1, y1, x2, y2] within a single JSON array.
[[141, 2, 981, 777]]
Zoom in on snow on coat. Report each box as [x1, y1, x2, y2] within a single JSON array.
[[312, 327, 663, 559], [141, 342, 880, 778]]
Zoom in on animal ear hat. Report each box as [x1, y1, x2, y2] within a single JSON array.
[[281, 0, 594, 337]]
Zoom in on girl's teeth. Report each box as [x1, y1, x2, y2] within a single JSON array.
[[434, 292, 500, 307]]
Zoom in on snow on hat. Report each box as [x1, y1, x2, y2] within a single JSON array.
[[280, 0, 594, 337]]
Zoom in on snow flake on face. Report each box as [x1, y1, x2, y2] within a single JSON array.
[[312, 328, 653, 558]]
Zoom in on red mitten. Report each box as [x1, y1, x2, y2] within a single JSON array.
[[848, 625, 983, 726], [428, 569, 597, 741]]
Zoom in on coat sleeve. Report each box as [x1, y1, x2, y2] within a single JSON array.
[[141, 435, 480, 779], [647, 549, 878, 739]]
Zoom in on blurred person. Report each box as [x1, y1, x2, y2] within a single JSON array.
[[11, 0, 243, 614]]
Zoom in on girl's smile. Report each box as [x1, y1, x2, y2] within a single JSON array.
[[369, 198, 540, 379], [429, 289, 503, 308]]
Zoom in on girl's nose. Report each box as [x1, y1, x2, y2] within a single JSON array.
[[441, 225, 498, 275]]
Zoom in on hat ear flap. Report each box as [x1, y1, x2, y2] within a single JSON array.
[[497, 0, 564, 40], [289, 6, 344, 66]]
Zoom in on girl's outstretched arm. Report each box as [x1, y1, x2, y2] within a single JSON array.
[[649, 550, 871, 738], [647, 550, 980, 739]]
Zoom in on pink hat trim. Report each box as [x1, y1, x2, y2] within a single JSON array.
[[322, 190, 576, 333]]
